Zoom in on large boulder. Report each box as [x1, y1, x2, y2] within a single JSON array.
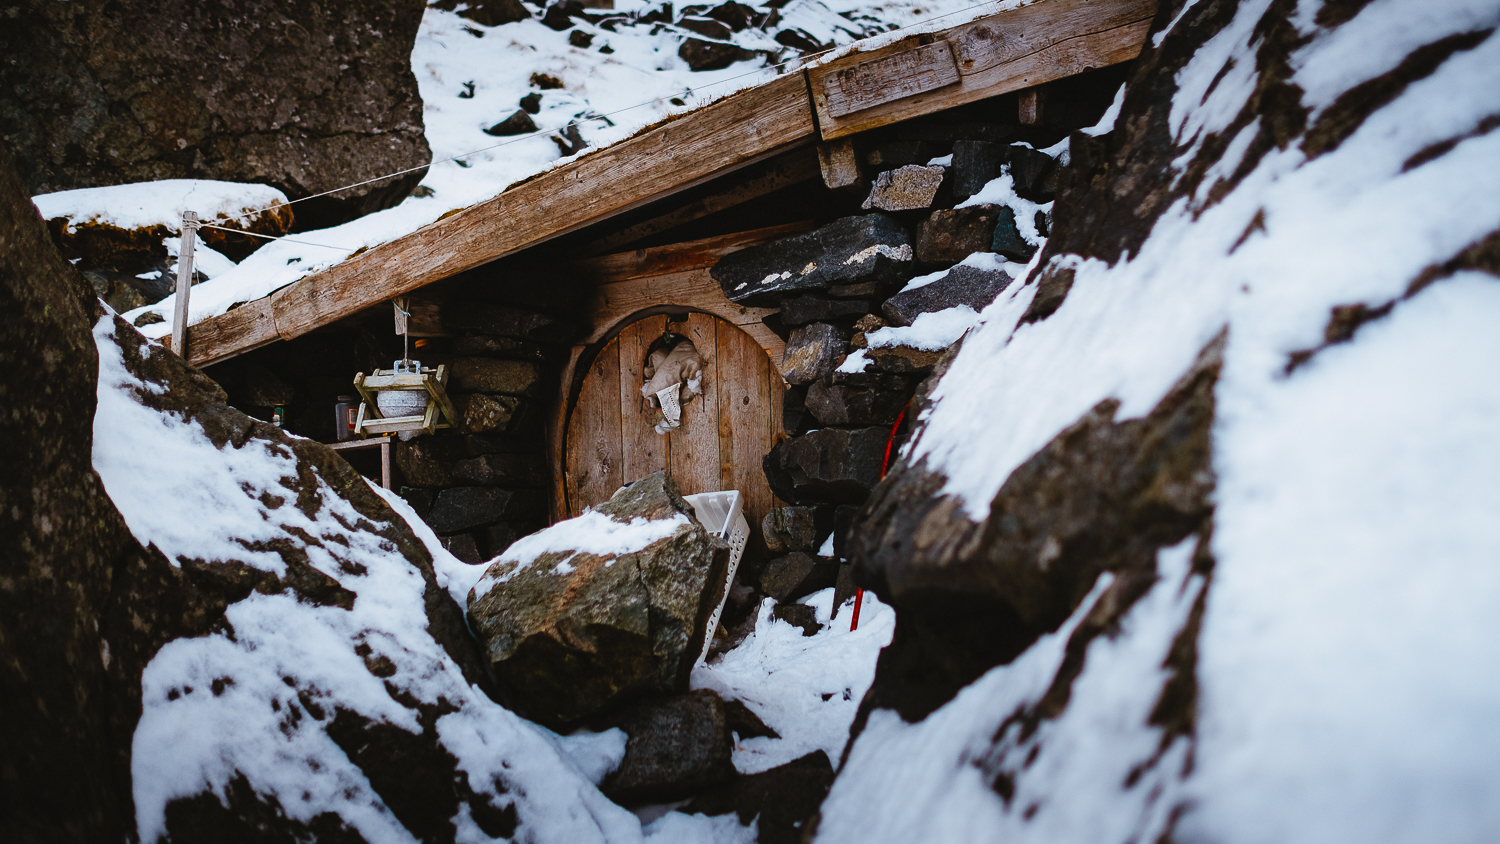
[[467, 472, 731, 727], [684, 751, 835, 844], [0, 0, 431, 230], [713, 214, 915, 306]]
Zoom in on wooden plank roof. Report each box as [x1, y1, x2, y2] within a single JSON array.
[[185, 0, 1156, 368]]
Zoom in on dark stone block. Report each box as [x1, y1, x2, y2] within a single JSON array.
[[450, 358, 542, 396], [568, 29, 594, 48], [1009, 145, 1057, 202], [451, 453, 547, 487], [915, 205, 1001, 265], [428, 487, 544, 533], [394, 440, 456, 488], [778, 323, 846, 386], [771, 603, 821, 636], [779, 295, 872, 327], [864, 345, 946, 375], [713, 214, 913, 306], [951, 140, 1007, 203], [706, 1, 760, 30], [601, 690, 735, 804], [805, 372, 916, 427], [761, 506, 822, 554], [992, 206, 1038, 262], [485, 110, 538, 136], [827, 281, 880, 298], [864, 141, 936, 169], [724, 699, 778, 740], [778, 427, 887, 504], [758, 553, 835, 602], [450, 335, 551, 362], [882, 262, 1013, 327], [541, 0, 582, 30], [519, 92, 543, 114], [456, 393, 525, 434], [832, 504, 862, 561], [781, 384, 816, 436], [683, 751, 835, 844], [774, 27, 828, 53], [433, 0, 532, 25], [440, 533, 484, 565], [831, 562, 857, 619], [679, 38, 760, 71], [480, 523, 522, 558], [399, 486, 434, 518], [677, 15, 732, 39], [861, 165, 946, 212], [442, 302, 580, 342]]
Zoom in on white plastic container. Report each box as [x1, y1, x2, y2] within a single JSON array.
[[683, 490, 750, 666]]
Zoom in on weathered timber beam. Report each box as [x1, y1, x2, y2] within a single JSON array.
[[187, 72, 815, 367], [570, 222, 816, 284], [809, 0, 1157, 140], [581, 147, 821, 256]]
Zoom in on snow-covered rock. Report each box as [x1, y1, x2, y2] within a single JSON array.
[[827, 1, 1500, 842]]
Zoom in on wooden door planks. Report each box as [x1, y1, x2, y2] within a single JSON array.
[[617, 315, 670, 485], [809, 0, 1157, 139], [666, 313, 723, 498], [716, 319, 775, 531], [565, 336, 625, 513]]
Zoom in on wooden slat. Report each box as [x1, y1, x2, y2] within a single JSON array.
[[565, 336, 624, 514], [187, 298, 278, 366], [816, 138, 862, 189], [582, 147, 821, 255], [667, 313, 722, 497], [582, 268, 784, 358], [717, 320, 776, 535], [262, 72, 814, 345], [822, 40, 960, 118], [617, 316, 670, 487], [548, 345, 587, 521], [574, 223, 815, 284], [809, 0, 1157, 139]]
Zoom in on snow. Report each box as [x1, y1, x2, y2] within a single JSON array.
[[94, 316, 650, 844], [818, 540, 1202, 843], [470, 509, 692, 601], [837, 2, 1500, 841], [31, 179, 288, 232], [693, 589, 895, 775], [863, 305, 980, 351]]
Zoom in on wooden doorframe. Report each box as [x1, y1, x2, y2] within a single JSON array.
[[547, 305, 787, 522]]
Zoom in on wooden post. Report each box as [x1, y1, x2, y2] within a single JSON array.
[[1019, 88, 1044, 125], [816, 138, 862, 189], [171, 211, 199, 357], [379, 438, 392, 489]]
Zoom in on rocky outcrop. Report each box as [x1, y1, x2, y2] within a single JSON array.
[[0, 147, 575, 844], [0, 0, 432, 230], [466, 473, 731, 728]]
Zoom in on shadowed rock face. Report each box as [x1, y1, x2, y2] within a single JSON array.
[[467, 472, 731, 729], [0, 147, 503, 843], [0, 0, 431, 230]]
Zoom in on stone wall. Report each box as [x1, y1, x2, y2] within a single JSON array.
[[0, 0, 431, 230]]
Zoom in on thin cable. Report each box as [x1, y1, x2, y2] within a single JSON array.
[[198, 223, 356, 251], [214, 0, 1008, 226]]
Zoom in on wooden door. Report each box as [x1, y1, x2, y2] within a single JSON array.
[[565, 313, 784, 534]]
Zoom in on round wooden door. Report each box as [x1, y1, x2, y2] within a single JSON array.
[[565, 312, 784, 529]]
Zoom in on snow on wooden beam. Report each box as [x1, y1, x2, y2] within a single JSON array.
[[185, 0, 1157, 368], [808, 0, 1157, 140]]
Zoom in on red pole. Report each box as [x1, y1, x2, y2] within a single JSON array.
[[850, 588, 865, 631]]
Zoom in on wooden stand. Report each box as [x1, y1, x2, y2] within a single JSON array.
[[352, 364, 460, 437], [326, 438, 393, 489]]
